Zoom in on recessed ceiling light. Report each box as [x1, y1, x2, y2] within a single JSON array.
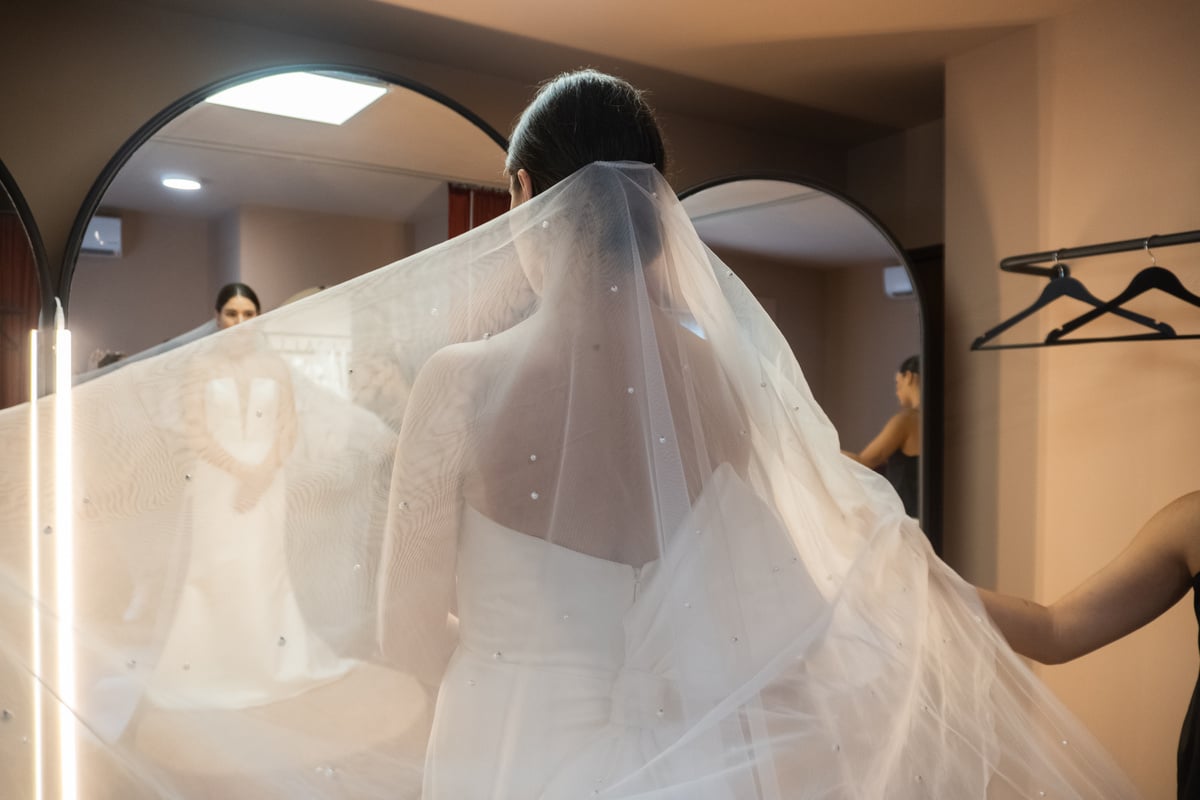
[[204, 72, 388, 125], [162, 177, 202, 191]]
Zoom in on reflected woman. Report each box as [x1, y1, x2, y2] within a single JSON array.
[[120, 283, 262, 622], [215, 281, 260, 329], [146, 282, 352, 708], [844, 355, 920, 517]]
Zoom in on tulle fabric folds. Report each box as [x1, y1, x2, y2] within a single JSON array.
[[0, 163, 1137, 798]]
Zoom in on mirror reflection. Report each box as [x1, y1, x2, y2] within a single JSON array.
[[682, 179, 923, 522], [69, 70, 508, 377], [0, 176, 41, 410]]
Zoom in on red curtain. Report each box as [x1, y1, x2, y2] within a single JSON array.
[[0, 212, 41, 408], [447, 185, 510, 239]]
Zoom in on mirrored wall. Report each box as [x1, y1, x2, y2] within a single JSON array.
[[65, 69, 508, 376], [681, 178, 933, 539]]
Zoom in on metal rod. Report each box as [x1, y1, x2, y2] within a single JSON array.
[[974, 332, 1200, 351], [1000, 229, 1200, 273]]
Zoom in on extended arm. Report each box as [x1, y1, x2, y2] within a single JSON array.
[[979, 491, 1200, 664], [844, 411, 913, 470], [375, 348, 474, 684]]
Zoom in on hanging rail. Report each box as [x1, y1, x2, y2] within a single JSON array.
[[972, 227, 1200, 350], [1000, 229, 1200, 276]]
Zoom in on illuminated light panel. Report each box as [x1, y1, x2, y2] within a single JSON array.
[[161, 177, 202, 191], [53, 304, 77, 800], [28, 330, 43, 800], [205, 72, 388, 125]]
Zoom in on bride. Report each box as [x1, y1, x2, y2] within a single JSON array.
[[0, 71, 1138, 798], [376, 70, 1139, 798]]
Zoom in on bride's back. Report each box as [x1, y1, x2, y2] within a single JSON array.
[[462, 293, 751, 567]]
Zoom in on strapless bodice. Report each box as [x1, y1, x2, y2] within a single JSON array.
[[455, 506, 656, 674], [204, 376, 280, 462]]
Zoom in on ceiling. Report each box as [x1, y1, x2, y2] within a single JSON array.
[[102, 0, 1091, 267], [98, 94, 903, 268], [140, 0, 1090, 141], [98, 80, 508, 221], [682, 179, 901, 269]]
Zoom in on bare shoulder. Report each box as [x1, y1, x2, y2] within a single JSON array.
[[406, 339, 500, 422], [1158, 490, 1200, 575], [886, 408, 918, 433], [1171, 489, 1200, 514], [261, 351, 294, 382]]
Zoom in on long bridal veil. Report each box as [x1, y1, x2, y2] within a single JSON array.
[[0, 163, 1136, 798]]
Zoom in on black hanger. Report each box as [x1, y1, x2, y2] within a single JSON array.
[[1046, 242, 1199, 343], [971, 261, 1166, 350]]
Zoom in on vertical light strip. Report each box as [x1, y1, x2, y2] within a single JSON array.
[[28, 330, 43, 800], [53, 303, 77, 800]]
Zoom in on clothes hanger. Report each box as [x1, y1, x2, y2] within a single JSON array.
[[1045, 239, 1199, 343], [970, 255, 1166, 350]]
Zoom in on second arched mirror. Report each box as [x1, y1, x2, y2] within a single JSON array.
[[64, 67, 508, 378], [681, 177, 939, 550]]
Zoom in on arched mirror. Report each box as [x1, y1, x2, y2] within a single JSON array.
[[0, 159, 48, 409], [63, 67, 508, 377], [40, 70, 511, 782], [681, 177, 940, 550]]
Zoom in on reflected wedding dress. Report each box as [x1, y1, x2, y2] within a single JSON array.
[[146, 375, 352, 709]]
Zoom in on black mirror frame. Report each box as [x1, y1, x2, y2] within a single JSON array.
[[60, 63, 510, 311], [678, 172, 944, 555], [0, 157, 53, 329]]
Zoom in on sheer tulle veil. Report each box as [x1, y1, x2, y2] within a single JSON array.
[[0, 161, 1138, 798]]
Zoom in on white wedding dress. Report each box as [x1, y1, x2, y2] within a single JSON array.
[[422, 462, 892, 800], [146, 375, 352, 709], [429, 506, 647, 798], [432, 472, 758, 796]]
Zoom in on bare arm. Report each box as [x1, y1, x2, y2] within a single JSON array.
[[845, 410, 913, 470], [376, 347, 476, 684], [184, 354, 299, 514], [979, 491, 1200, 664]]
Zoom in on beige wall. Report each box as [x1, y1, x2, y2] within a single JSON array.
[[213, 211, 240, 305], [70, 205, 415, 369], [946, 0, 1200, 794], [819, 265, 920, 452], [718, 248, 920, 455], [236, 206, 412, 312], [716, 248, 827, 395], [1, 0, 846, 309], [848, 120, 945, 251], [69, 211, 213, 372], [412, 184, 450, 253]]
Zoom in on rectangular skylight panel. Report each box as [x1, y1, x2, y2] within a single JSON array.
[[205, 72, 388, 125]]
